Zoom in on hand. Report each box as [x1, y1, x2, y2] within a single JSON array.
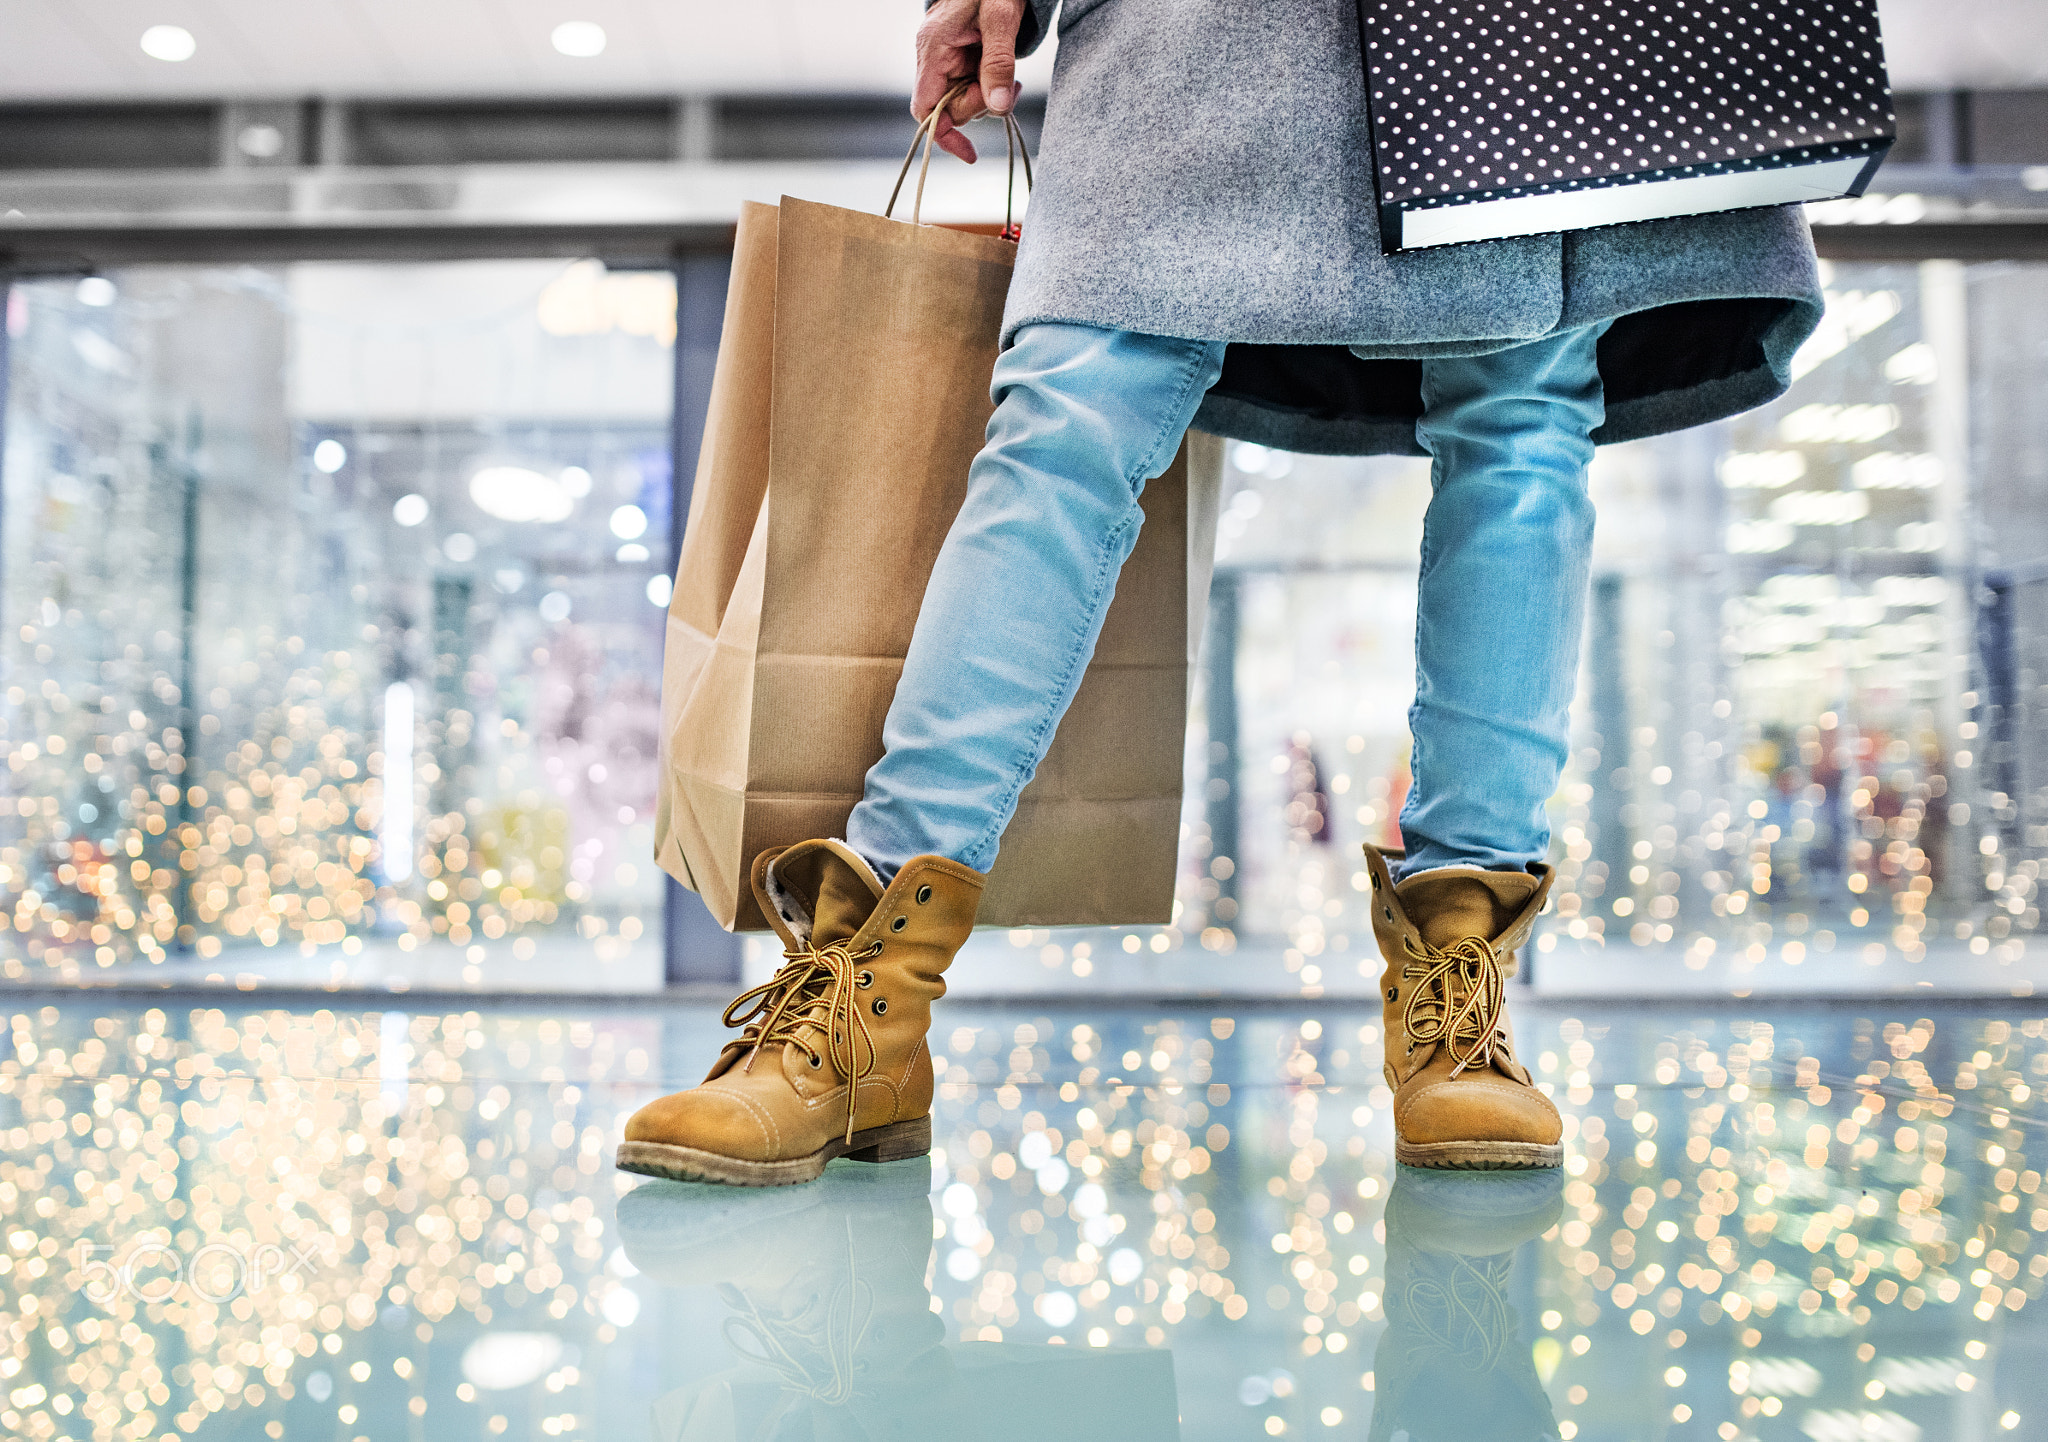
[[912, 0, 1024, 163]]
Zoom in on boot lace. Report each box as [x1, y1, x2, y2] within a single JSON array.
[[1402, 1253, 1515, 1373], [722, 939, 885, 1143], [1400, 935, 1513, 1078], [722, 1219, 873, 1410]]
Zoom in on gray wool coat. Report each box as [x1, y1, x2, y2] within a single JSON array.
[[1001, 0, 1826, 455]]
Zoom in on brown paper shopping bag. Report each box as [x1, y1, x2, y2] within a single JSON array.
[[655, 181, 1220, 932]]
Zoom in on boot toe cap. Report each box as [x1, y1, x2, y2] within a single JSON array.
[[1398, 1076, 1561, 1148], [624, 1085, 782, 1160]]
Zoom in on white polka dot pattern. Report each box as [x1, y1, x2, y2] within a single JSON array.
[[1363, 0, 1894, 210]]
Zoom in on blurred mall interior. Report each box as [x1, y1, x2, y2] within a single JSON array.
[[4, 2, 2048, 1439]]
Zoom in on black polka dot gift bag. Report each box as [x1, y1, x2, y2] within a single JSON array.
[[1361, 0, 1895, 251]]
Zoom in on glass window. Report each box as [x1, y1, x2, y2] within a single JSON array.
[[11, 253, 2046, 994], [1, 261, 674, 986]]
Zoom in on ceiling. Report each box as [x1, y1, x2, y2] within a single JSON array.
[[0, 0, 1056, 99], [0, 0, 2036, 101]]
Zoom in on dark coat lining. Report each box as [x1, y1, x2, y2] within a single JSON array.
[[1199, 298, 1798, 451]]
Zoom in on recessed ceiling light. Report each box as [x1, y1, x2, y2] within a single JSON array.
[[392, 493, 431, 527], [551, 21, 606, 57], [311, 439, 347, 473], [140, 25, 197, 62], [237, 124, 285, 159]]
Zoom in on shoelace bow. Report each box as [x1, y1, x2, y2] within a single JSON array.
[[722, 938, 885, 1143], [1400, 934, 1513, 1078]]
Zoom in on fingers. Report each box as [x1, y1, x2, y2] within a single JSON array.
[[934, 116, 978, 163], [911, 0, 980, 121], [944, 82, 986, 130], [978, 0, 1024, 112], [915, 77, 984, 161], [912, 0, 1025, 162], [910, 52, 956, 124]]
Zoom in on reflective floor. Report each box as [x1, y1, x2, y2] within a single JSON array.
[[3, 995, 2046, 1441]]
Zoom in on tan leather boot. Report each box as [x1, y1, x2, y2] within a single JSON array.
[[1362, 843, 1562, 1170], [616, 838, 985, 1186]]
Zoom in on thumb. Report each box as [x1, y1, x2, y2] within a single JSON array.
[[978, 0, 1022, 112]]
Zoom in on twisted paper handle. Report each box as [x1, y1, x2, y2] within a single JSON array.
[[886, 79, 1034, 234]]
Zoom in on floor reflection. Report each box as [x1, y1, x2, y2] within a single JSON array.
[[1373, 1169, 1562, 1442], [2, 998, 2045, 1440], [618, 1160, 1179, 1440]]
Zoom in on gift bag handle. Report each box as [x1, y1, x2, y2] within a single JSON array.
[[886, 79, 1034, 236]]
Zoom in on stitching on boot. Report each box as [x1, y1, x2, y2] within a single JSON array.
[[898, 857, 987, 887], [706, 1086, 781, 1152], [859, 1075, 903, 1117], [808, 1075, 903, 1130], [898, 1036, 931, 1122]]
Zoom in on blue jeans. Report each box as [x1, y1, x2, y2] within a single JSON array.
[[846, 320, 1607, 883]]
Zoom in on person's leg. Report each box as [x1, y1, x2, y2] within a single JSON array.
[[848, 322, 1226, 880], [1370, 323, 1609, 1172], [1395, 322, 1610, 881], [622, 322, 1221, 1189]]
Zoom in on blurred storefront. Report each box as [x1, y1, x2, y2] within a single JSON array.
[[2, 99, 2047, 998], [1179, 256, 2048, 999], [9, 243, 2048, 996], [1, 259, 678, 988]]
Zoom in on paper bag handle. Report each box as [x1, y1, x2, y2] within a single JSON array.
[[886, 79, 1035, 237]]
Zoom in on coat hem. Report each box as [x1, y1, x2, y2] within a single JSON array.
[[1000, 310, 1563, 360], [1194, 359, 1798, 457], [1592, 365, 1790, 447]]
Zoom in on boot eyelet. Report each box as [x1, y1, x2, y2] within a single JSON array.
[[1386, 986, 1398, 1003], [1370, 872, 1381, 891], [1382, 906, 1394, 922], [809, 1055, 822, 1069], [872, 998, 888, 1016], [916, 884, 933, 905], [856, 970, 873, 988], [890, 915, 908, 932]]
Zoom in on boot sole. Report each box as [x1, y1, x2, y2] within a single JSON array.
[[1396, 1139, 1563, 1170], [615, 1115, 932, 1188]]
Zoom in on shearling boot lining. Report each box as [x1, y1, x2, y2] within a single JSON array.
[[761, 840, 885, 948]]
